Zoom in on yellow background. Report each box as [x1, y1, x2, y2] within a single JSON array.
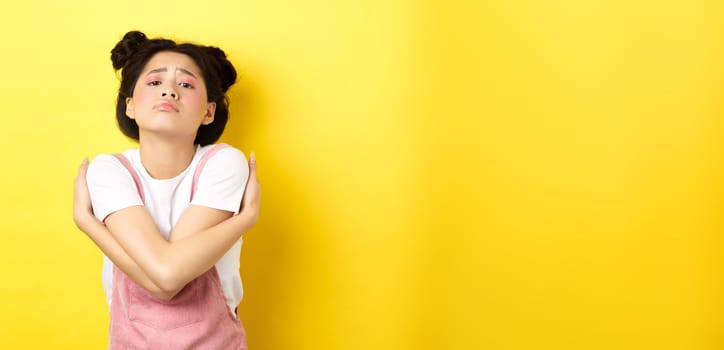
[[0, 0, 722, 349]]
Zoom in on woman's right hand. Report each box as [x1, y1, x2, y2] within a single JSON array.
[[73, 158, 97, 233], [240, 152, 261, 225]]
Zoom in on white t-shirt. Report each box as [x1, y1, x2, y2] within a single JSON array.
[[86, 144, 249, 314]]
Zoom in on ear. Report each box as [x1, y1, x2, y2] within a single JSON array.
[[125, 97, 135, 119], [202, 102, 216, 125]]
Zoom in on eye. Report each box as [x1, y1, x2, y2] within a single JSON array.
[[179, 82, 195, 89], [147, 80, 162, 86]]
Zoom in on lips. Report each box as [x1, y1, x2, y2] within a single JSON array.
[[155, 101, 179, 112]]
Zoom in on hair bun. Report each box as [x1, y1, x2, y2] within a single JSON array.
[[110, 31, 149, 70], [204, 46, 237, 92]]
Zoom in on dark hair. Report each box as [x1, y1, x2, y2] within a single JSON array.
[[110, 31, 237, 146]]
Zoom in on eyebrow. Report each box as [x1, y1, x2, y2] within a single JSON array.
[[146, 67, 198, 79]]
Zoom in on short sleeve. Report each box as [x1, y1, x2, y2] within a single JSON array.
[[190, 146, 249, 214], [86, 154, 144, 222]]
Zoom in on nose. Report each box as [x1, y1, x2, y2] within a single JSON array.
[[161, 91, 177, 99]]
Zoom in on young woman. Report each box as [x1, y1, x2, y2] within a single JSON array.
[[72, 31, 260, 349]]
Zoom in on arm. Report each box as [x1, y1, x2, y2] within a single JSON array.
[[74, 152, 261, 298], [168, 146, 251, 243], [110, 147, 257, 293], [73, 158, 173, 300], [74, 209, 177, 300], [101, 205, 256, 294]]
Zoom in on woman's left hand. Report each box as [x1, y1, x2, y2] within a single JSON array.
[[73, 158, 96, 231]]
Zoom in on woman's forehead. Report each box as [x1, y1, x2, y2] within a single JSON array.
[[143, 52, 201, 76]]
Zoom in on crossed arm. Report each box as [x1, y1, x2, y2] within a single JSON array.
[[72, 155, 261, 301]]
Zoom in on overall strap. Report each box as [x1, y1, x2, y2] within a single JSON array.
[[112, 143, 230, 204], [190, 143, 230, 201], [112, 153, 146, 205]]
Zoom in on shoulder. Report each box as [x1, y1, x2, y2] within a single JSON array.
[[87, 154, 121, 177], [190, 144, 249, 209], [87, 150, 138, 182], [86, 151, 145, 220], [193, 144, 249, 190], [198, 144, 248, 172], [200, 143, 246, 162]]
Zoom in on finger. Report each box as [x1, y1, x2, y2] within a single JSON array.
[[248, 152, 259, 183], [78, 157, 89, 174]]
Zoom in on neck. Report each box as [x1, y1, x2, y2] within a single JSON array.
[[138, 134, 196, 179]]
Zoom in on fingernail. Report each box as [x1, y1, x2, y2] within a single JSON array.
[[250, 152, 256, 164]]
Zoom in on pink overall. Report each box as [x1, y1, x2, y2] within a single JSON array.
[[109, 144, 247, 349]]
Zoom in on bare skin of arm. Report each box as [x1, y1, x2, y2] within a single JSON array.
[[73, 154, 261, 300]]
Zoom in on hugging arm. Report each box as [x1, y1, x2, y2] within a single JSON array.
[[73, 153, 261, 300]]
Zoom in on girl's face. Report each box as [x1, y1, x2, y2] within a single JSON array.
[[125, 51, 216, 142]]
